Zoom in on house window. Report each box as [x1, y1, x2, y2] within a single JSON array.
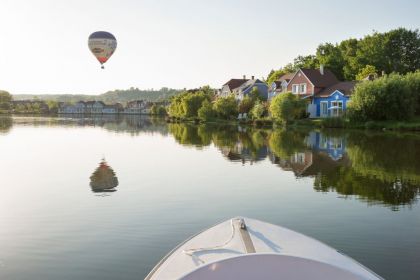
[[331, 101, 343, 117], [292, 84, 299, 94], [300, 84, 306, 94], [320, 101, 328, 117]]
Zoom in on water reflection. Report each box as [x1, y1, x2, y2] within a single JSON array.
[[90, 159, 119, 194], [0, 115, 12, 134], [165, 122, 420, 209], [7, 116, 420, 208]]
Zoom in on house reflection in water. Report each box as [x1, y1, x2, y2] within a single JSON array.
[[269, 151, 313, 177], [90, 159, 119, 193], [307, 132, 345, 161], [220, 143, 268, 165]]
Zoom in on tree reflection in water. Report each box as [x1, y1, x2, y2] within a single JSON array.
[[6, 115, 420, 208], [90, 159, 119, 194], [165, 121, 420, 210], [0, 116, 12, 134]]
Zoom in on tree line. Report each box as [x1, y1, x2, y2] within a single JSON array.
[[266, 28, 420, 84], [13, 87, 182, 104]]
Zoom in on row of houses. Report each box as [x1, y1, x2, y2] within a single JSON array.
[[218, 65, 358, 118], [58, 100, 153, 115]]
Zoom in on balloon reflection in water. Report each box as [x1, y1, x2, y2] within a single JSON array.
[[90, 159, 119, 194]]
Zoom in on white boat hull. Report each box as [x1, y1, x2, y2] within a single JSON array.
[[146, 217, 382, 280]]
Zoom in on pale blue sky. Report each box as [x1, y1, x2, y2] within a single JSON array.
[[0, 0, 419, 95]]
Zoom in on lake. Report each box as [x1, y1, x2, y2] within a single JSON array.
[[1, 115, 419, 280]]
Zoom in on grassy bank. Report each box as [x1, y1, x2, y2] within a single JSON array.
[[292, 117, 420, 131], [166, 116, 274, 127]]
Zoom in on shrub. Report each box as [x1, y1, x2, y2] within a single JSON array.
[[168, 90, 211, 119], [213, 96, 238, 119], [348, 73, 416, 121], [404, 71, 420, 115], [269, 92, 306, 124], [197, 100, 215, 121], [238, 96, 255, 114], [321, 117, 346, 128], [150, 104, 167, 116], [250, 101, 266, 120]]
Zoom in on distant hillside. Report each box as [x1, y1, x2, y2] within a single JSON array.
[[13, 87, 182, 104]]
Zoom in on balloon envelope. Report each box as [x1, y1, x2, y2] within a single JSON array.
[[88, 31, 117, 67]]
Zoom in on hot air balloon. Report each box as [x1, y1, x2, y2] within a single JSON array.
[[88, 31, 117, 69]]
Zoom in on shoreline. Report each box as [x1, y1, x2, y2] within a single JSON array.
[[3, 113, 420, 132]]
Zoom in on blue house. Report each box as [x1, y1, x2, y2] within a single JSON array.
[[311, 82, 356, 118], [233, 77, 269, 101], [284, 67, 357, 118]]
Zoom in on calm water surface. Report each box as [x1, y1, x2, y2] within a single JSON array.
[[1, 115, 419, 280]]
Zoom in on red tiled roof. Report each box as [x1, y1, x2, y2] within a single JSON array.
[[300, 68, 339, 88], [315, 81, 357, 97]]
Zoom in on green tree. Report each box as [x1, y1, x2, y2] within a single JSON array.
[[213, 96, 238, 119], [167, 90, 211, 119], [356, 65, 377, 81], [384, 28, 420, 74], [46, 100, 58, 113], [269, 92, 306, 123], [197, 100, 215, 121], [238, 96, 255, 114], [150, 104, 167, 115], [250, 100, 266, 120], [316, 43, 345, 80], [0, 90, 12, 111], [339, 38, 359, 80], [353, 31, 388, 75], [293, 55, 320, 69], [266, 69, 288, 85]]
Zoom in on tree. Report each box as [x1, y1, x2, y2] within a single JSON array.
[[339, 38, 360, 80], [197, 100, 215, 121], [266, 69, 288, 85], [316, 43, 345, 80], [167, 90, 211, 119], [0, 90, 12, 111], [46, 100, 59, 113], [238, 96, 255, 114], [356, 65, 377, 81], [384, 28, 420, 74], [213, 96, 238, 119], [354, 31, 387, 75], [151, 104, 167, 115], [293, 55, 319, 69], [269, 92, 306, 123], [250, 101, 266, 120]]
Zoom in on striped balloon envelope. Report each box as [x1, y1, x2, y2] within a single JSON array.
[[88, 31, 117, 69]]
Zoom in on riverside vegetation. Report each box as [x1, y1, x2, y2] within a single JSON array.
[[166, 71, 420, 130]]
